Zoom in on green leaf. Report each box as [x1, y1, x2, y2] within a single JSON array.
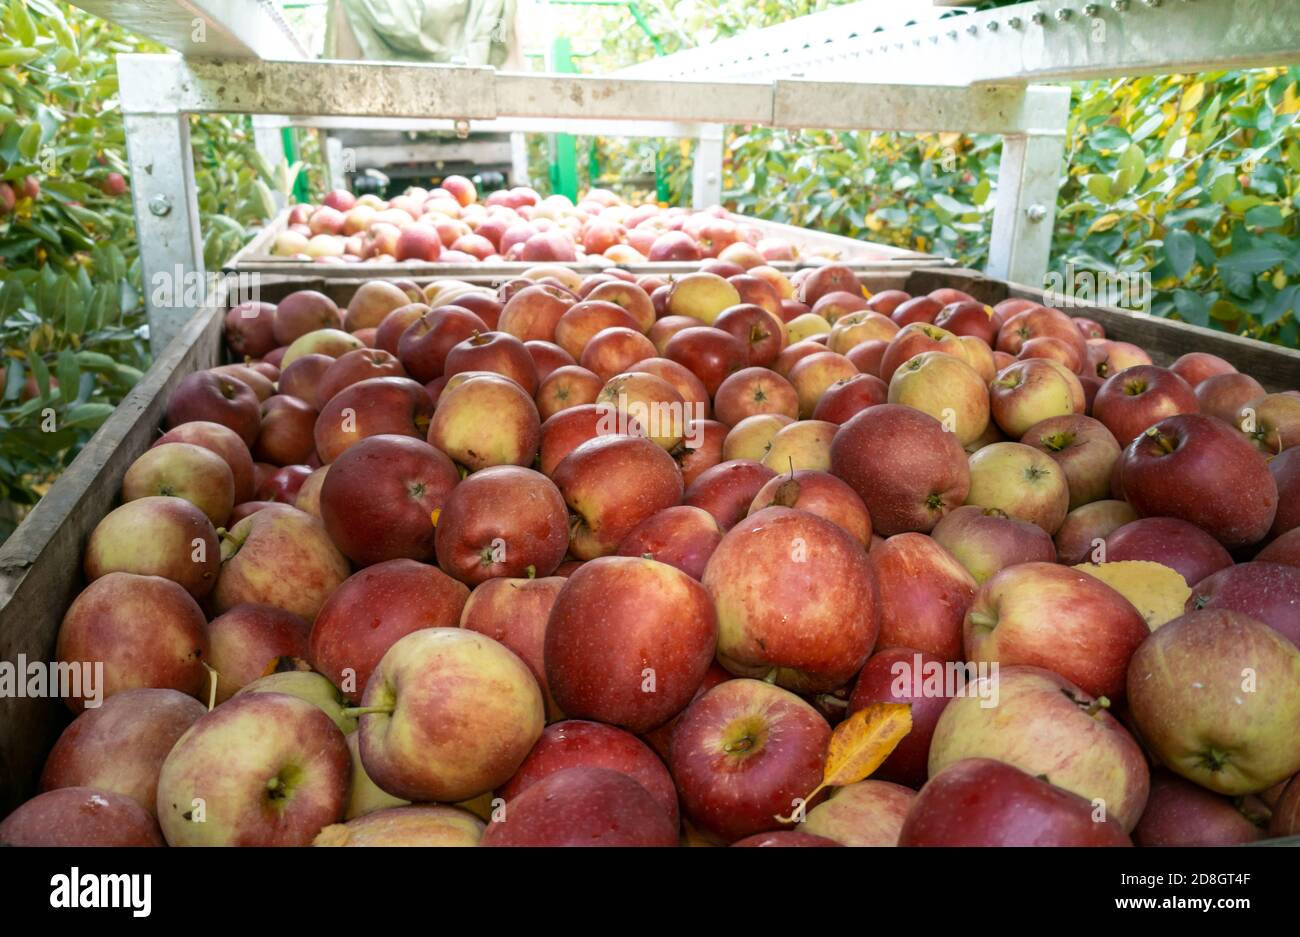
[[11, 1, 38, 45], [17, 121, 42, 159], [55, 350, 80, 403], [1086, 174, 1114, 202], [1172, 290, 1211, 327], [1244, 205, 1285, 228], [62, 403, 115, 429], [1164, 229, 1197, 280], [28, 354, 51, 403], [1217, 247, 1291, 276], [0, 47, 41, 67]]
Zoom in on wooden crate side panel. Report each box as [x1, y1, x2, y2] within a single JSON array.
[[0, 302, 225, 813]]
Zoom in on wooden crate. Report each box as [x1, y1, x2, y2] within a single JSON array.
[[224, 210, 948, 280], [0, 267, 1297, 816]]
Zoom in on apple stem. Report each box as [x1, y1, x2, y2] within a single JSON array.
[[341, 704, 394, 718], [816, 694, 849, 710], [762, 668, 779, 685], [774, 781, 827, 824], [1085, 695, 1111, 717]]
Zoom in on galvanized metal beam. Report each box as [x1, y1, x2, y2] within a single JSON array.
[[771, 81, 1071, 135], [69, 0, 308, 59], [618, 0, 1300, 86], [118, 56, 1068, 137], [282, 116, 708, 139]]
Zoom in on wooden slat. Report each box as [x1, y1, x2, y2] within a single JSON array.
[[0, 296, 225, 812]]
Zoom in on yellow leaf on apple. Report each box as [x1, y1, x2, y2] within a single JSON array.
[[776, 701, 912, 822], [1072, 560, 1191, 629]]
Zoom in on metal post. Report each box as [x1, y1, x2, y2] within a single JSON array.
[[122, 111, 205, 356], [509, 132, 530, 187], [987, 131, 1067, 288], [692, 123, 724, 208], [325, 134, 347, 192]]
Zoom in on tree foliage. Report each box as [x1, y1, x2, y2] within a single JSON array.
[[0, 0, 319, 538]]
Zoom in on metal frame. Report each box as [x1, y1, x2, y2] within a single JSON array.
[[619, 0, 1300, 85], [88, 0, 1300, 352], [117, 53, 1070, 350]]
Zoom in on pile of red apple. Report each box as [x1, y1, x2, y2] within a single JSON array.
[[5, 253, 1300, 849], [271, 178, 814, 267]]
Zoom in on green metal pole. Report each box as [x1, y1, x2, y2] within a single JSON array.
[[281, 127, 310, 203], [550, 37, 580, 202]]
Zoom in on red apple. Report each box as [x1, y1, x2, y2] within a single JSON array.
[[1187, 562, 1300, 647], [830, 404, 971, 536], [1134, 769, 1267, 846], [165, 370, 261, 446], [214, 503, 349, 619], [499, 720, 678, 826], [1094, 365, 1199, 446], [318, 348, 407, 404], [434, 465, 567, 584], [545, 556, 717, 732], [1170, 351, 1236, 388], [929, 665, 1150, 830], [56, 573, 208, 712], [1120, 413, 1278, 549], [498, 284, 575, 343], [553, 434, 683, 559], [683, 459, 776, 531], [273, 290, 341, 346], [869, 533, 976, 661], [225, 301, 278, 358], [898, 758, 1131, 846], [1020, 413, 1120, 509], [616, 505, 723, 580], [669, 679, 831, 843], [397, 305, 488, 382], [932, 504, 1057, 584], [203, 603, 310, 703], [1054, 500, 1139, 565], [811, 373, 889, 424], [965, 561, 1148, 699], [665, 326, 747, 397], [319, 434, 459, 565], [1127, 609, 1300, 794], [356, 628, 543, 801], [482, 766, 677, 846], [0, 787, 162, 847], [703, 506, 877, 691], [39, 688, 206, 814], [459, 575, 564, 711], [1103, 516, 1233, 586], [1195, 371, 1266, 425], [747, 468, 872, 546], [311, 559, 470, 702]]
